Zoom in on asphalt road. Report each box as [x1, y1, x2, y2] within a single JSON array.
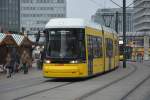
[[0, 61, 150, 100]]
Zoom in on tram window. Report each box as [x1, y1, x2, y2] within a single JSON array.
[[87, 36, 93, 57], [106, 38, 113, 57], [97, 37, 103, 57], [87, 35, 102, 58], [93, 37, 97, 57], [93, 37, 103, 58]]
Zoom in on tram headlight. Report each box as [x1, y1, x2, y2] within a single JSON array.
[[44, 60, 51, 64], [70, 60, 79, 64]]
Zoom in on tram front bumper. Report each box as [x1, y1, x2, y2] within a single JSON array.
[[43, 64, 87, 78]]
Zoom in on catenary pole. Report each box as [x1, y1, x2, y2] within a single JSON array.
[[115, 11, 119, 33], [123, 0, 126, 68]]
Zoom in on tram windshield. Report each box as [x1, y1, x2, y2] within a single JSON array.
[[45, 28, 86, 61]]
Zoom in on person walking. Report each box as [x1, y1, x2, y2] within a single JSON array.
[[21, 50, 30, 74], [5, 53, 12, 78], [15, 52, 20, 73], [39, 50, 45, 70], [137, 52, 142, 62], [11, 48, 17, 73]]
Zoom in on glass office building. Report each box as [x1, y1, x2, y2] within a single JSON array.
[[92, 8, 134, 33], [0, 0, 20, 32], [0, 0, 66, 33]]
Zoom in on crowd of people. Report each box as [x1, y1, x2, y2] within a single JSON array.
[[137, 52, 144, 62], [4, 48, 31, 78], [1, 46, 45, 78]]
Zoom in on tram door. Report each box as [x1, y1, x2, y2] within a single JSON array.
[[87, 36, 93, 75], [105, 38, 113, 71]]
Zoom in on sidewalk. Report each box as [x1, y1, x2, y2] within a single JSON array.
[[0, 67, 43, 85]]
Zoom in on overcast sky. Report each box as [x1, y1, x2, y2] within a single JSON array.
[[67, 0, 133, 20]]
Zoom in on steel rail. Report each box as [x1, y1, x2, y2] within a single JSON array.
[[120, 63, 150, 100], [13, 81, 75, 100], [75, 63, 138, 100]]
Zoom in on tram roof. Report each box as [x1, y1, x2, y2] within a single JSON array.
[[45, 18, 116, 34]]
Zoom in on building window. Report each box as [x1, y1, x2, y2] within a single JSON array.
[[22, 0, 32, 3], [57, 0, 64, 3], [36, 21, 47, 24]]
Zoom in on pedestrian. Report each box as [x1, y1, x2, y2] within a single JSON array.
[[15, 51, 20, 72], [39, 50, 45, 70], [141, 52, 144, 62], [137, 52, 142, 62], [139, 52, 143, 63], [21, 50, 30, 74], [11, 48, 17, 74], [5, 53, 12, 78]]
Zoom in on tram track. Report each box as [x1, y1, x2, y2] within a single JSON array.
[[9, 62, 144, 100], [120, 63, 150, 100], [13, 81, 76, 100], [0, 78, 46, 93], [0, 76, 42, 87], [120, 73, 150, 100], [75, 63, 138, 100]]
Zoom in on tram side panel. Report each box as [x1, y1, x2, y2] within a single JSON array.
[[104, 32, 115, 72], [85, 27, 105, 76]]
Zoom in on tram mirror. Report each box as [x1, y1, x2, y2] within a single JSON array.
[[43, 30, 49, 41]]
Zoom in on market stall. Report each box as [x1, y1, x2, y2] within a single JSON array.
[[0, 32, 33, 68]]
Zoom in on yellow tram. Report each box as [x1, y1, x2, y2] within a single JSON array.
[[43, 18, 119, 78]]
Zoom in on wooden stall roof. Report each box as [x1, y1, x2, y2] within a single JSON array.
[[21, 36, 34, 46], [0, 32, 34, 47]]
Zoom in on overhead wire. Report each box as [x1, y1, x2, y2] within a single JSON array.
[[109, 0, 150, 9], [110, 0, 122, 8], [89, 0, 148, 9], [89, 0, 116, 27], [127, 0, 139, 7]]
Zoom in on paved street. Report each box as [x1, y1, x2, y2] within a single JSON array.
[[0, 61, 150, 100]]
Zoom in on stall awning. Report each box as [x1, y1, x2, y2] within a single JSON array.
[[11, 34, 24, 46], [0, 33, 33, 46], [0, 33, 6, 43]]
